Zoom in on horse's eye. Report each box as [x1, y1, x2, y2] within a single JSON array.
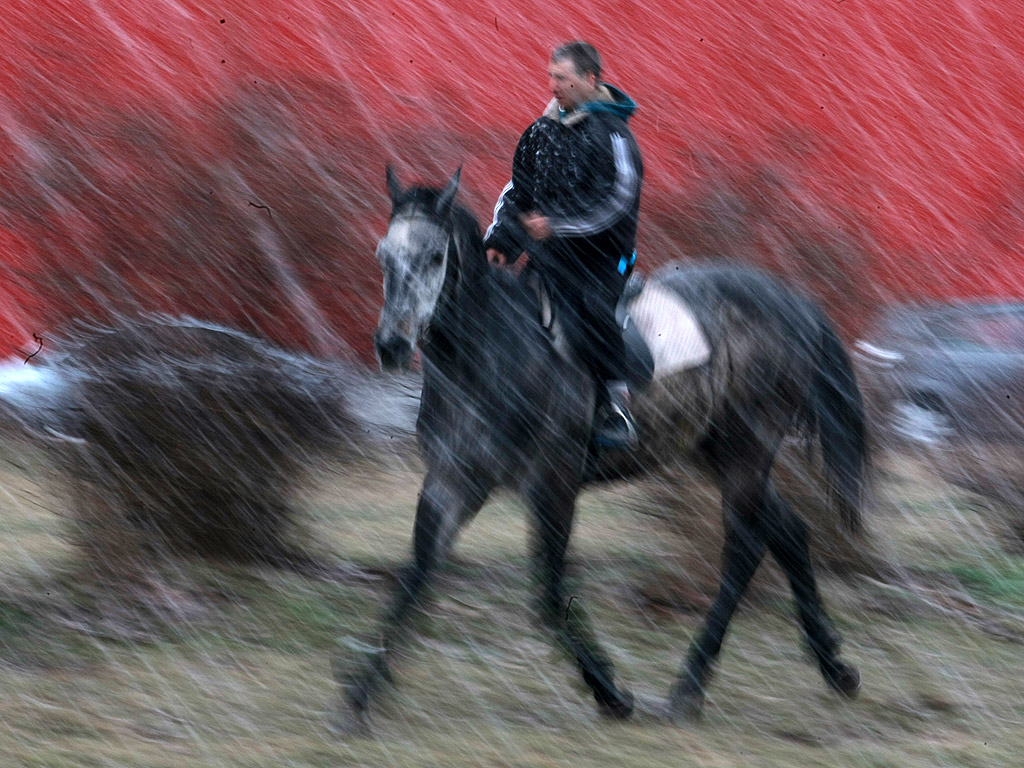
[[430, 251, 445, 268]]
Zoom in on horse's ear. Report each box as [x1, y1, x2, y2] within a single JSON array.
[[385, 165, 403, 206], [436, 167, 461, 217]]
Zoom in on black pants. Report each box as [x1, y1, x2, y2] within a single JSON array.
[[540, 250, 628, 387]]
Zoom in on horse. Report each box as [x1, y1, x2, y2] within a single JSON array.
[[335, 167, 866, 734]]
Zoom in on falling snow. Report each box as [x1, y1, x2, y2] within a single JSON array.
[[0, 1, 1022, 766]]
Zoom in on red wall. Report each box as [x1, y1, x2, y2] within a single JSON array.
[[2, 0, 1022, 360]]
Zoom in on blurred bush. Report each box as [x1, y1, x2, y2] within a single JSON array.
[[41, 314, 366, 578]]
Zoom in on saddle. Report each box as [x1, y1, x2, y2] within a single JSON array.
[[617, 271, 657, 390]]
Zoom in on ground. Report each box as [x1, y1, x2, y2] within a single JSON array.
[[0, 448, 1023, 767]]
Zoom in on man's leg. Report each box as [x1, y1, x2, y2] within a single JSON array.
[[580, 261, 638, 450], [540, 254, 637, 449]]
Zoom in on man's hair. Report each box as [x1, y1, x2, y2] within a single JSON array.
[[551, 41, 602, 79]]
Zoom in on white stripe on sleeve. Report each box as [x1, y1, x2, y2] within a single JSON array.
[[484, 180, 515, 240], [548, 133, 639, 237]]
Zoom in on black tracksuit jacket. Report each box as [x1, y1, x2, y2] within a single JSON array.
[[483, 84, 644, 383]]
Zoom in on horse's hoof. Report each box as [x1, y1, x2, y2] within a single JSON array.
[[328, 697, 373, 739], [596, 688, 635, 720], [825, 661, 861, 699], [667, 687, 705, 723], [329, 668, 380, 739]]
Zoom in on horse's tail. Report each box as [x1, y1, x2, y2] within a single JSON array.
[[812, 317, 868, 535]]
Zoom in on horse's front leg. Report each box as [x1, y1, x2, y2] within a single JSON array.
[[527, 470, 634, 720], [333, 466, 486, 736]]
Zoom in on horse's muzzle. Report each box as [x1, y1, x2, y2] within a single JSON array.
[[374, 331, 414, 372]]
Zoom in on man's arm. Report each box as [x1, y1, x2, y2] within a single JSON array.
[[545, 128, 641, 238], [483, 128, 536, 264]]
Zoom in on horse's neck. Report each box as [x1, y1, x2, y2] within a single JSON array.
[[421, 217, 522, 384], [421, 275, 506, 390], [424, 279, 486, 356]]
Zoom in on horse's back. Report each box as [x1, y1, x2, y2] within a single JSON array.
[[651, 260, 825, 351], [633, 260, 833, 440]]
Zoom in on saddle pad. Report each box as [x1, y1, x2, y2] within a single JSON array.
[[626, 281, 711, 377]]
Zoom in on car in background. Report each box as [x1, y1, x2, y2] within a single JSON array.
[[854, 301, 1024, 446]]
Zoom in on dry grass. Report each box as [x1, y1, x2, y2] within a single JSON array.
[[0, 445, 1023, 767], [920, 440, 1024, 548]]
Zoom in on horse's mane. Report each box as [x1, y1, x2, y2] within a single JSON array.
[[449, 201, 528, 294]]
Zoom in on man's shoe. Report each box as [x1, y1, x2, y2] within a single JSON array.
[[593, 389, 639, 451]]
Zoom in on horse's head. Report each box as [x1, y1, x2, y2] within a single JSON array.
[[373, 167, 461, 372]]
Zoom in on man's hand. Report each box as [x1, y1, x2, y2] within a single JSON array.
[[521, 212, 552, 241], [486, 248, 508, 267]]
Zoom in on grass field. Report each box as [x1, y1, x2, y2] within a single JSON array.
[[1, 449, 1023, 767]]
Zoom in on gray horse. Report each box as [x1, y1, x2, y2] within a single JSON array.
[[337, 168, 866, 733]]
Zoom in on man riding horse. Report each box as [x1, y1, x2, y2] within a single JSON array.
[[348, 41, 865, 735], [484, 41, 644, 450]]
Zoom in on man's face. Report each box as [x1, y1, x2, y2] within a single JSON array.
[[548, 58, 596, 111]]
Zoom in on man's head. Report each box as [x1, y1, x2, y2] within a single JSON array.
[[549, 41, 601, 111]]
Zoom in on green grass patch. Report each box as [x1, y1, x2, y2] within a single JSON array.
[[947, 559, 1024, 608]]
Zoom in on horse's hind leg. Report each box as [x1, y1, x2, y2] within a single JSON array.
[[527, 472, 634, 720], [335, 466, 487, 734], [760, 483, 860, 698], [668, 505, 766, 721], [667, 416, 771, 721]]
